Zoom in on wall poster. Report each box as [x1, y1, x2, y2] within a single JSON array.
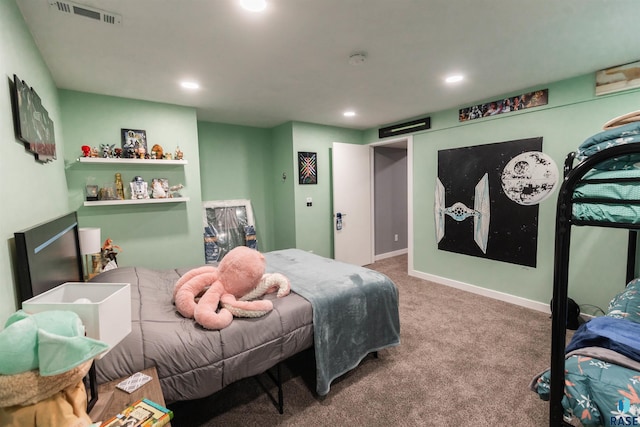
[[435, 137, 558, 267], [298, 152, 317, 184]]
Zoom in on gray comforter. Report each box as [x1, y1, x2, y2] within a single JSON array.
[[94, 265, 313, 403], [94, 249, 400, 403]]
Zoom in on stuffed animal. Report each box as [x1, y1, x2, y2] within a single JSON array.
[[173, 246, 291, 330], [0, 310, 108, 427]]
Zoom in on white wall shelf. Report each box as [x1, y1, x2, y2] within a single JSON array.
[[84, 197, 190, 207], [77, 157, 188, 165]]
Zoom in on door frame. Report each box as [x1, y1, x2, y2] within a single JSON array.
[[369, 135, 413, 271]]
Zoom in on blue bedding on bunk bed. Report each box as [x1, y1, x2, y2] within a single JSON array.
[[264, 249, 401, 396], [533, 279, 640, 426], [572, 122, 640, 224]]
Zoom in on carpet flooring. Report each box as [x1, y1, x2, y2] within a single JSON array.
[[168, 254, 551, 426]]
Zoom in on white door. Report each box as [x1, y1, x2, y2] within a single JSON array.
[[332, 142, 373, 266]]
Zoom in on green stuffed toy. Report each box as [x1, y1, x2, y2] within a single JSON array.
[[0, 310, 108, 376]]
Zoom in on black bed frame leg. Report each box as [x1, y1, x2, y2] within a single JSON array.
[[264, 362, 284, 414]]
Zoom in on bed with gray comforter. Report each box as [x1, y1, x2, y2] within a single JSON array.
[[94, 249, 400, 404]]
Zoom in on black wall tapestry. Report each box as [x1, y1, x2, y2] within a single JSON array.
[[11, 74, 56, 163], [435, 137, 555, 267]]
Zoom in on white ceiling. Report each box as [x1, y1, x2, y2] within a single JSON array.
[[15, 0, 640, 131]]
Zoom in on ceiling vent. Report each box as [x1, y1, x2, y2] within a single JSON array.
[[49, 1, 122, 25]]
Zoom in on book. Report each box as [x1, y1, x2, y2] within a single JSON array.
[[100, 398, 173, 427]]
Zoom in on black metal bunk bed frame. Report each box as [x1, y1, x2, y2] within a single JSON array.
[[550, 142, 640, 426]]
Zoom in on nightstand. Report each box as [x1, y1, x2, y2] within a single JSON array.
[[89, 366, 170, 426]]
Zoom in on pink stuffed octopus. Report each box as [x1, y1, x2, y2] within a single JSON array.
[[173, 246, 290, 330]]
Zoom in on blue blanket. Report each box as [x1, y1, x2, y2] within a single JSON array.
[[264, 249, 401, 396], [566, 316, 640, 362]]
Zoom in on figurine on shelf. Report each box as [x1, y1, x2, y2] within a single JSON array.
[[115, 173, 125, 200], [175, 146, 184, 160], [151, 144, 164, 160], [130, 176, 149, 199], [151, 178, 168, 199], [164, 152, 172, 160], [100, 143, 115, 158], [81, 145, 91, 157], [169, 183, 184, 198], [114, 148, 122, 158], [90, 147, 99, 157], [135, 145, 147, 159]]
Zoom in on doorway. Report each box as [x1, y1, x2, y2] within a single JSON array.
[[372, 137, 411, 263], [331, 136, 412, 268]]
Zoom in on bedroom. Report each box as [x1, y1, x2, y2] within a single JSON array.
[[2, 1, 640, 425]]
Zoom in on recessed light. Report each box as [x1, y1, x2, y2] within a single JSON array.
[[445, 75, 464, 84], [180, 81, 200, 90], [240, 0, 267, 12], [344, 111, 356, 117]]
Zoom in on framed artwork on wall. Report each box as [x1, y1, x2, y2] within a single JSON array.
[[298, 151, 317, 184], [202, 199, 257, 263], [458, 89, 548, 122], [435, 137, 556, 268], [121, 128, 147, 159], [11, 74, 56, 163], [596, 60, 640, 96]]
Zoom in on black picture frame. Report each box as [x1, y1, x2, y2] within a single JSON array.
[[298, 152, 317, 184], [121, 128, 147, 159], [11, 74, 56, 163]]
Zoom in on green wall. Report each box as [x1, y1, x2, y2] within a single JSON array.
[[270, 122, 297, 250], [0, 0, 68, 325], [3, 0, 640, 324], [404, 75, 640, 313], [198, 121, 275, 251], [60, 90, 204, 270], [291, 122, 364, 257]]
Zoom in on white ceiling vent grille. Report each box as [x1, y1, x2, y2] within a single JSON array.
[[49, 1, 122, 25]]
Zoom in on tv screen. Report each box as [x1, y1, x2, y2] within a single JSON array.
[[14, 212, 83, 302]]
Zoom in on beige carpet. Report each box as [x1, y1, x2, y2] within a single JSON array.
[[168, 255, 551, 426]]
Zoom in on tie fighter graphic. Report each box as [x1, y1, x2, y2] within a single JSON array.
[[434, 173, 490, 253]]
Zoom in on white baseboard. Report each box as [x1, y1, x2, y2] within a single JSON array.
[[409, 269, 551, 314], [375, 248, 408, 261]]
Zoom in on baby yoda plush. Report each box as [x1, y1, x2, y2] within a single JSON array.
[[0, 310, 108, 427], [0, 310, 108, 376]]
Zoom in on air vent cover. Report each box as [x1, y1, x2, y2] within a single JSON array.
[[49, 1, 122, 25]]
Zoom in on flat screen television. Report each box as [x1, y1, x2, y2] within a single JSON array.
[[14, 212, 83, 302]]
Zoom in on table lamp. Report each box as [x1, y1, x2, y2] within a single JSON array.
[[79, 227, 101, 281]]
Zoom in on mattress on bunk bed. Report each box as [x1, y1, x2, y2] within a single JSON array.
[[532, 279, 640, 426], [572, 122, 640, 224]]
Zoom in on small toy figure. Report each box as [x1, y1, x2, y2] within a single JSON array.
[[81, 145, 91, 157], [90, 146, 99, 157], [100, 143, 115, 158], [114, 148, 122, 158], [169, 183, 184, 198], [151, 178, 168, 198], [101, 238, 122, 271], [115, 173, 125, 200], [130, 176, 149, 199], [135, 145, 146, 159], [152, 144, 164, 160], [175, 146, 183, 160]]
